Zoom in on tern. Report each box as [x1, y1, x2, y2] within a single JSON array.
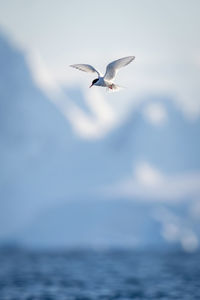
[[70, 56, 135, 91]]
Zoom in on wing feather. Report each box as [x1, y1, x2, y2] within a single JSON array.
[[104, 56, 135, 81], [70, 64, 100, 77]]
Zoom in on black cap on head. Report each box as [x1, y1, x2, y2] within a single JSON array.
[[92, 78, 98, 85], [90, 78, 99, 88]]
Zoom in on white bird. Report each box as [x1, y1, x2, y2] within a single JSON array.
[[70, 56, 135, 91]]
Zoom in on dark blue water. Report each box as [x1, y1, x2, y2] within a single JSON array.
[[0, 248, 200, 299]]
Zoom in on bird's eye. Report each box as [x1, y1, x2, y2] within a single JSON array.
[[92, 78, 98, 84]]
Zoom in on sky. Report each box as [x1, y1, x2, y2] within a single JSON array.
[[0, 0, 200, 120]]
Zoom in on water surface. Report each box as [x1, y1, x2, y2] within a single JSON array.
[[0, 248, 200, 299]]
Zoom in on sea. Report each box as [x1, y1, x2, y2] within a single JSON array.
[[0, 248, 200, 300]]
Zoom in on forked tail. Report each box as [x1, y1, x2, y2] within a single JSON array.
[[107, 83, 124, 92]]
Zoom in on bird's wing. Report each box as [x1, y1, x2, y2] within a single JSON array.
[[70, 64, 101, 77], [104, 56, 135, 81]]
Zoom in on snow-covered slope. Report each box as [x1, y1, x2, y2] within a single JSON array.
[[109, 97, 200, 173]]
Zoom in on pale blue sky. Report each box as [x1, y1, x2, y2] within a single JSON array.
[[0, 0, 200, 118]]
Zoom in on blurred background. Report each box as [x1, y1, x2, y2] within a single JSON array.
[[0, 0, 200, 253]]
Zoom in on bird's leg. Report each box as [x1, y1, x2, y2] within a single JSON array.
[[109, 84, 113, 90]]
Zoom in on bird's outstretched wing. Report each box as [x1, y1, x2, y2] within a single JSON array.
[[70, 64, 101, 77], [104, 56, 135, 81]]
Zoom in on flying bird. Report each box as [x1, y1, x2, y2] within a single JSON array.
[[70, 56, 135, 91]]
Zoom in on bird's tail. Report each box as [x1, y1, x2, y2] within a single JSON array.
[[107, 83, 124, 93]]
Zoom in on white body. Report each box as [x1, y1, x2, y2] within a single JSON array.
[[94, 77, 108, 87], [70, 56, 135, 91]]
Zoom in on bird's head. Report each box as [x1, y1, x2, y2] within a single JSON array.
[[90, 78, 98, 88]]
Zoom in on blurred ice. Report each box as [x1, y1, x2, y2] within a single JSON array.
[[108, 162, 200, 202], [143, 103, 168, 125], [154, 207, 199, 252]]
